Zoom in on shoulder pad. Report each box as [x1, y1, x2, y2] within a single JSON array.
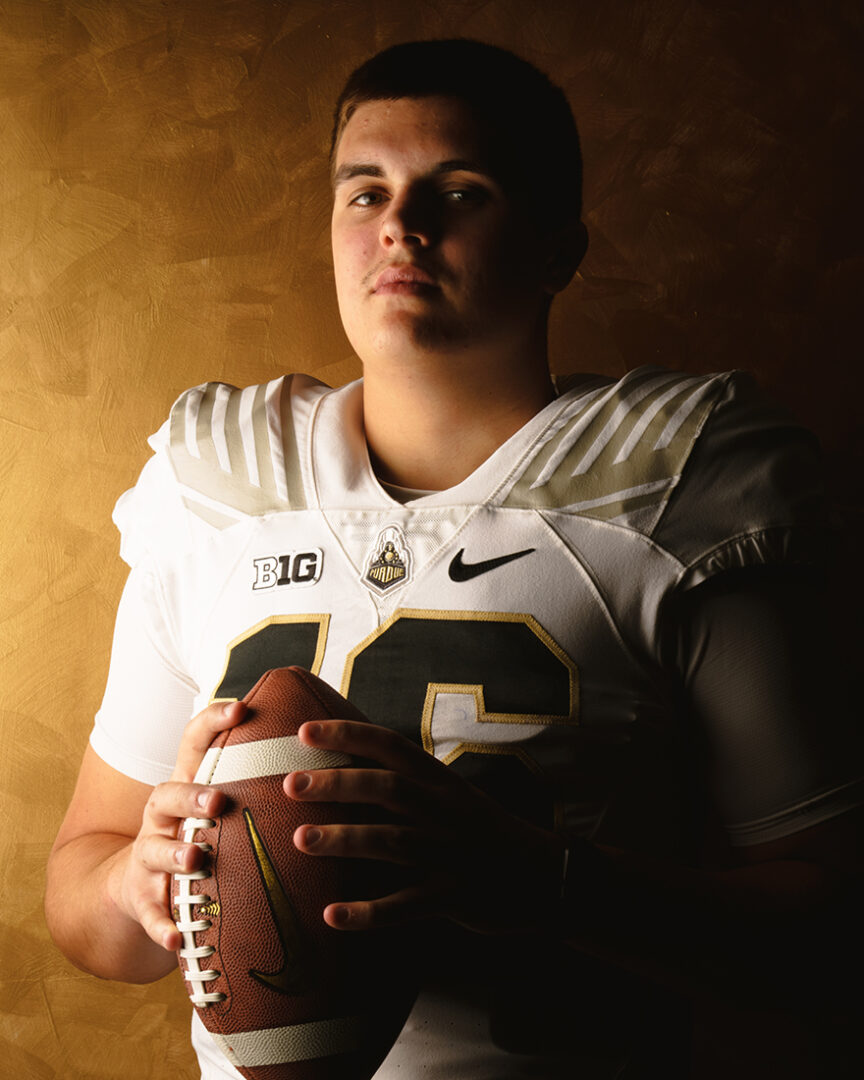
[[503, 366, 725, 530], [654, 370, 825, 583], [166, 375, 328, 526]]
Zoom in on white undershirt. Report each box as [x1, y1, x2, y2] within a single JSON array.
[[378, 479, 439, 503]]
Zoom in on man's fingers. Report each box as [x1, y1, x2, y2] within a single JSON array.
[[137, 895, 182, 951], [284, 766, 438, 818], [323, 884, 434, 931], [115, 701, 245, 955], [293, 822, 437, 866], [136, 831, 209, 876], [298, 720, 440, 777], [143, 781, 226, 832], [172, 699, 247, 783]]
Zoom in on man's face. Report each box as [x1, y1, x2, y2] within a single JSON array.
[[330, 95, 555, 369]]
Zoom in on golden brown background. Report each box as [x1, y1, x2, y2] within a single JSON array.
[[2, 0, 861, 1077]]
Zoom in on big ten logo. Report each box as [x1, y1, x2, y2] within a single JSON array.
[[252, 550, 323, 591]]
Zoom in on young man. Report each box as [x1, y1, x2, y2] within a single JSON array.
[[47, 40, 862, 1078]]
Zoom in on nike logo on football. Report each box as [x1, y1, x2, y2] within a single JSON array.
[[448, 547, 535, 582], [244, 808, 310, 995]]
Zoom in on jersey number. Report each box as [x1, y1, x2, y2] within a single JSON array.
[[213, 610, 577, 826]]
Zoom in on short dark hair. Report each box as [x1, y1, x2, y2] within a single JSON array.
[[331, 39, 583, 225]]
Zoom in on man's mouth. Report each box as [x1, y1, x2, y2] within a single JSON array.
[[373, 264, 438, 294]]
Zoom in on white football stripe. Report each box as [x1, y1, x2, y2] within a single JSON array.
[[265, 377, 289, 503], [612, 376, 703, 464], [184, 387, 204, 460], [238, 384, 260, 487], [653, 379, 715, 450], [210, 383, 233, 474], [529, 384, 611, 489], [194, 737, 350, 785], [211, 1016, 364, 1067], [557, 475, 673, 513], [572, 371, 677, 476]]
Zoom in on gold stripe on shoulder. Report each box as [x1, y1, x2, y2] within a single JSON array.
[[504, 368, 725, 518], [180, 497, 243, 531], [168, 377, 307, 518]]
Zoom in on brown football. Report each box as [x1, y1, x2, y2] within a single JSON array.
[[171, 666, 414, 1080]]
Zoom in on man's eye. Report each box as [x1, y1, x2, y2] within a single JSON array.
[[443, 187, 485, 204], [349, 191, 385, 208]]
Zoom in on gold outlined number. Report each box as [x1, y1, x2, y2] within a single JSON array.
[[341, 609, 577, 744], [211, 609, 577, 828], [210, 614, 329, 702]]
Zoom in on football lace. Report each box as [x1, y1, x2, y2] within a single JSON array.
[[174, 816, 227, 1007]]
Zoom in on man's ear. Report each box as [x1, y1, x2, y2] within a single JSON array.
[[543, 219, 588, 295]]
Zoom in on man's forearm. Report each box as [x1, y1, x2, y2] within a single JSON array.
[[45, 834, 177, 984], [561, 842, 855, 1007]]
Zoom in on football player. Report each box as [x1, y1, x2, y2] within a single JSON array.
[[46, 39, 862, 1078]]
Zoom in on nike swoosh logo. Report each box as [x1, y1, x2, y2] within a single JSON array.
[[448, 547, 535, 582], [244, 808, 311, 995]]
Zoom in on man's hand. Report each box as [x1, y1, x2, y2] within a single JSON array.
[[284, 719, 564, 934], [112, 699, 247, 951], [46, 699, 246, 981]]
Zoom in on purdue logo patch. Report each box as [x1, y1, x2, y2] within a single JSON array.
[[363, 526, 411, 593]]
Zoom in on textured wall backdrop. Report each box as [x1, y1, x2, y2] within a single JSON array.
[[1, 1, 861, 1077]]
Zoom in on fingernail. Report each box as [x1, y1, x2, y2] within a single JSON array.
[[197, 791, 212, 810], [304, 827, 321, 846], [331, 905, 351, 924], [292, 772, 311, 793], [303, 722, 323, 741]]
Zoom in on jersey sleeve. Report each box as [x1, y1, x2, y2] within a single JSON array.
[[88, 405, 203, 784], [89, 559, 198, 786], [652, 373, 861, 845], [111, 417, 197, 570], [674, 571, 864, 847], [653, 370, 828, 589]]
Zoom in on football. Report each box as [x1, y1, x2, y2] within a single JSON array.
[[171, 666, 415, 1080]]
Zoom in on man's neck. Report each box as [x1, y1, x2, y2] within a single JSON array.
[[361, 348, 557, 491]]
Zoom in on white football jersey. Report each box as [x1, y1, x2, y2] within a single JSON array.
[[91, 365, 858, 1079]]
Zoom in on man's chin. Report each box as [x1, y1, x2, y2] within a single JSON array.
[[378, 304, 473, 345], [368, 311, 474, 355]]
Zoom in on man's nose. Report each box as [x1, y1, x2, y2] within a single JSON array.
[[379, 189, 439, 250]]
